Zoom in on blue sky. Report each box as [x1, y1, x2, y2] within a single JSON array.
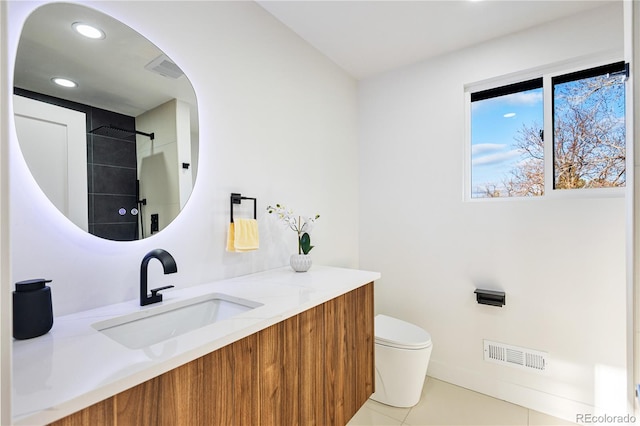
[[471, 88, 543, 197]]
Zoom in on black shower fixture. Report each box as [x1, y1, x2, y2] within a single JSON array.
[[89, 124, 154, 141]]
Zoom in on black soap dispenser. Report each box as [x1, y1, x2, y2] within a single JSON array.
[[13, 278, 54, 340]]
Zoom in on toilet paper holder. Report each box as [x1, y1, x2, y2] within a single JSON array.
[[474, 289, 506, 307]]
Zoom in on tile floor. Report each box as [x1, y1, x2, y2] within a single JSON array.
[[348, 377, 576, 426]]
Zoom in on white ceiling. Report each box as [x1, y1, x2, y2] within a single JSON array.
[[13, 1, 617, 120], [258, 0, 617, 80], [14, 3, 198, 122]]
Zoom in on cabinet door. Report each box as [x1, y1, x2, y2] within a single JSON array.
[[281, 315, 300, 425], [115, 376, 160, 425], [258, 322, 283, 425], [324, 294, 348, 425], [115, 359, 202, 425], [299, 304, 326, 425], [355, 282, 375, 407], [201, 343, 233, 425], [257, 314, 300, 425], [324, 285, 374, 424], [232, 334, 259, 424]]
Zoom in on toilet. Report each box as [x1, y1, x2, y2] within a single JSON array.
[[370, 314, 432, 408]]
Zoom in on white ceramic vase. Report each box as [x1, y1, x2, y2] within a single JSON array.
[[290, 254, 312, 272]]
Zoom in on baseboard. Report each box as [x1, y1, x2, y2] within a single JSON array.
[[427, 360, 595, 424]]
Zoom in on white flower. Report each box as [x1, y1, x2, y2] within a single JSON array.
[[266, 204, 320, 235]]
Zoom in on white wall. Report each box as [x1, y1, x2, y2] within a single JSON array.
[[632, 0, 640, 417], [0, 0, 11, 423], [6, 1, 359, 318], [359, 4, 627, 421]]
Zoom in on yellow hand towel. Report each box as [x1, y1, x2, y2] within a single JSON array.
[[226, 223, 236, 252], [227, 219, 259, 252]]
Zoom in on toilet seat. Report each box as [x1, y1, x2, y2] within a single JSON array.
[[374, 314, 432, 350]]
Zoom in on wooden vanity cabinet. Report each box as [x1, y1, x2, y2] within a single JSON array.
[[50, 282, 374, 426]]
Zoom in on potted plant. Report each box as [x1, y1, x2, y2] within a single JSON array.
[[267, 204, 320, 272]]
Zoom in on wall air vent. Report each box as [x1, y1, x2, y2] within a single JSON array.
[[483, 340, 547, 373], [144, 54, 184, 79]]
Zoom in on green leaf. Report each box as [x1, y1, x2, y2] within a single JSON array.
[[299, 232, 314, 254]]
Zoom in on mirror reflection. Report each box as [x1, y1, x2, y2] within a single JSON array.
[[13, 2, 199, 241]]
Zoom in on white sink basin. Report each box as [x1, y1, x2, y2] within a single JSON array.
[[93, 293, 262, 349]]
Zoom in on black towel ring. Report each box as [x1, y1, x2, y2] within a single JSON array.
[[230, 193, 257, 223]]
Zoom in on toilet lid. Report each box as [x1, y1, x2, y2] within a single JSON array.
[[374, 314, 432, 350]]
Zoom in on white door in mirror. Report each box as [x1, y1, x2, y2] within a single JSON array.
[[13, 95, 88, 231]]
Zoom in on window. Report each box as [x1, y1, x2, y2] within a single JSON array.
[[471, 79, 543, 198], [469, 61, 626, 199], [552, 63, 626, 190]]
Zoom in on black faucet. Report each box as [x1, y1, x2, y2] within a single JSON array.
[[140, 249, 177, 306]]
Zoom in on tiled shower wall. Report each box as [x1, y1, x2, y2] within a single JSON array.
[[14, 88, 139, 240]]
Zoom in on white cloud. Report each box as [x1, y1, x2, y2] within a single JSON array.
[[471, 143, 506, 156], [504, 91, 542, 106], [476, 90, 543, 109], [472, 149, 523, 166]]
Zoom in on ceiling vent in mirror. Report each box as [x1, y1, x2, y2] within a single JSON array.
[[144, 54, 184, 79]]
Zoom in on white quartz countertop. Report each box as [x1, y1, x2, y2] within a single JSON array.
[[12, 266, 380, 426]]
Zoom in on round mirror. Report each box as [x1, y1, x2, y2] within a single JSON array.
[[13, 2, 199, 241]]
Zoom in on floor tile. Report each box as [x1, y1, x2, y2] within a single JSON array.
[[350, 376, 579, 426], [529, 409, 577, 425], [348, 404, 403, 425], [363, 399, 411, 423], [404, 377, 529, 426]]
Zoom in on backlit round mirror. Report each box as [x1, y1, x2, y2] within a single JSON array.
[[13, 2, 199, 241]]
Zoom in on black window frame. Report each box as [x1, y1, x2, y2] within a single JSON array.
[[471, 78, 543, 103]]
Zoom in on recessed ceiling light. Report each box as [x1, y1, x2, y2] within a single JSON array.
[[72, 22, 105, 40], [51, 77, 78, 88]]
